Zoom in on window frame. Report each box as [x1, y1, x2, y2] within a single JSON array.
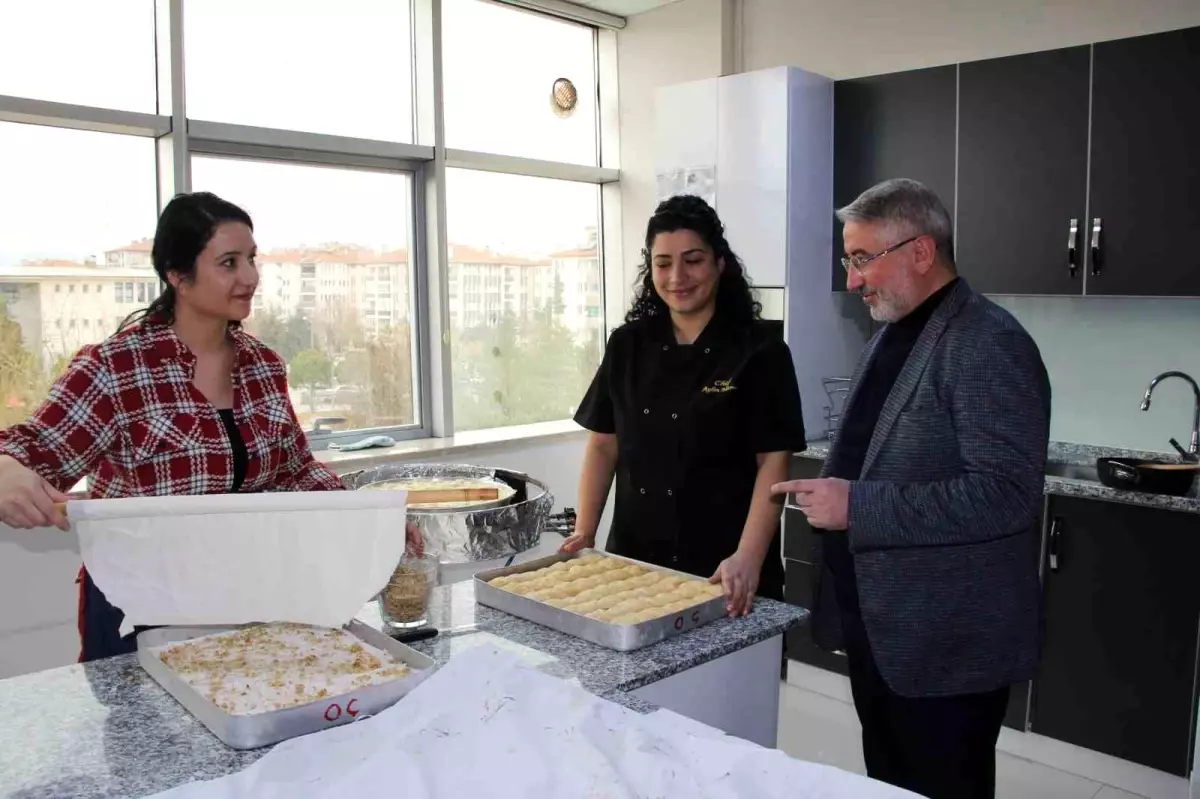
[[0, 0, 623, 451]]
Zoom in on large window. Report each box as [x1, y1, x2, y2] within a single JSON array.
[[443, 0, 599, 165], [0, 0, 618, 445], [0, 123, 156, 429], [185, 0, 414, 142], [446, 170, 603, 431], [0, 2, 155, 112], [192, 157, 418, 433]]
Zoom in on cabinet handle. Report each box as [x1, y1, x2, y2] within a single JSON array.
[[1067, 218, 1079, 277], [1048, 516, 1062, 573], [1090, 218, 1102, 276]]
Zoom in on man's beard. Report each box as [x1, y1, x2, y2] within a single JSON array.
[[864, 280, 918, 323]]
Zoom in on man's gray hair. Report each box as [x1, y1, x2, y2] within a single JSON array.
[[836, 178, 956, 268]]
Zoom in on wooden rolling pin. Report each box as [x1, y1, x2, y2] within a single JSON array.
[[52, 487, 501, 516], [405, 487, 501, 504]]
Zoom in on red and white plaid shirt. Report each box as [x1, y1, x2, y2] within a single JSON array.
[[0, 320, 343, 497]]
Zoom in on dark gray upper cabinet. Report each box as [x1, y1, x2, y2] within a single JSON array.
[[956, 47, 1091, 295], [1086, 27, 1200, 296], [832, 66, 958, 291], [1031, 495, 1200, 777], [833, 24, 1200, 297]]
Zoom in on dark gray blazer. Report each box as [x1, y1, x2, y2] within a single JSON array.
[[814, 278, 1051, 698]]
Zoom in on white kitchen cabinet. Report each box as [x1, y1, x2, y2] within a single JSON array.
[[655, 67, 870, 440], [653, 77, 718, 181]]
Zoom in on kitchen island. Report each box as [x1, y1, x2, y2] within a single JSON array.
[[0, 582, 807, 799]]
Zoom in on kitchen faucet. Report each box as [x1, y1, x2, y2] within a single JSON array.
[[1140, 371, 1200, 459]]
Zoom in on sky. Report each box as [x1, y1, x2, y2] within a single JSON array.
[[0, 0, 601, 266]]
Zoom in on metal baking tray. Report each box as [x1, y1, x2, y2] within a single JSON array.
[[137, 620, 436, 750], [474, 550, 726, 651]]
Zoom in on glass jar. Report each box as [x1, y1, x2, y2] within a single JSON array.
[[378, 553, 438, 629]]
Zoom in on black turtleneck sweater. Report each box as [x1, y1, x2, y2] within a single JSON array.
[[823, 278, 958, 619]]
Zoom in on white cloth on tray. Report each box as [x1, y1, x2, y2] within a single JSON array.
[[148, 644, 919, 799], [71, 491, 408, 635]]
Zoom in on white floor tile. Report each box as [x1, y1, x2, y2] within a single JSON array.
[[785, 659, 855, 704], [1094, 787, 1148, 799], [777, 670, 1187, 799], [995, 752, 1105, 799], [776, 683, 866, 776], [997, 727, 1188, 799]]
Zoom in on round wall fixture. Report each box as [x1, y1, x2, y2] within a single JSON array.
[[551, 78, 578, 118]]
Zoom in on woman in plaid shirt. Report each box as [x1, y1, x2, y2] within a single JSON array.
[[0, 192, 348, 661]]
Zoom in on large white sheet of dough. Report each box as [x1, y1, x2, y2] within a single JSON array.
[[70, 491, 408, 635], [147, 644, 919, 799]]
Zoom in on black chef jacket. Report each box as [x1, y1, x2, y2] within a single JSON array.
[[574, 312, 806, 600]]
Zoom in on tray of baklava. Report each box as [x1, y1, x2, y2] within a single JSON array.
[[473, 550, 727, 651], [137, 620, 436, 749]]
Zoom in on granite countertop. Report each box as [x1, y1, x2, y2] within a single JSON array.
[[797, 439, 1200, 514], [0, 582, 807, 799]]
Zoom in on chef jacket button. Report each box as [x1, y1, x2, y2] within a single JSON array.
[[667, 489, 674, 496], [671, 413, 678, 420], [704, 348, 711, 354], [672, 556, 679, 564], [643, 408, 650, 415], [662, 344, 669, 351], [640, 488, 646, 495]]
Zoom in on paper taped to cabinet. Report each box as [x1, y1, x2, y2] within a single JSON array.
[[69, 491, 408, 636]]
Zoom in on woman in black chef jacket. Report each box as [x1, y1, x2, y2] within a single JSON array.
[[563, 195, 805, 616]]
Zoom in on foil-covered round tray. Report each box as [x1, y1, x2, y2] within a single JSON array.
[[342, 463, 553, 564]]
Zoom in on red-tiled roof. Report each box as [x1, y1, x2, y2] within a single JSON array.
[[19, 259, 85, 268], [549, 248, 598, 258], [259, 244, 410, 265], [447, 244, 550, 266], [112, 238, 154, 253]]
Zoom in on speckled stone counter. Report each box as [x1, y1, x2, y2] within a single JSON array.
[[1041, 441, 1200, 513], [0, 582, 807, 799], [797, 439, 1200, 514]]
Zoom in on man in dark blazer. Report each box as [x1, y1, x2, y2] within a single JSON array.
[[773, 178, 1051, 799]]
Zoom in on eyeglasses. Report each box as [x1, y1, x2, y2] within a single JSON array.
[[840, 235, 920, 274]]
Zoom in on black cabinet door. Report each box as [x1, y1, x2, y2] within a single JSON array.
[[956, 47, 1091, 294], [783, 456, 824, 562], [1031, 496, 1200, 776], [1088, 27, 1200, 296], [784, 558, 848, 675], [832, 66, 958, 291]]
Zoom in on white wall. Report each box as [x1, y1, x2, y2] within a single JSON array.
[[615, 0, 724, 314], [990, 297, 1200, 451], [0, 433, 596, 679], [740, 0, 1200, 80]]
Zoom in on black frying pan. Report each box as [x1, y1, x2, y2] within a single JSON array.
[[1096, 458, 1196, 496]]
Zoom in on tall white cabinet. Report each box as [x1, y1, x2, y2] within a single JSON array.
[[655, 66, 869, 441]]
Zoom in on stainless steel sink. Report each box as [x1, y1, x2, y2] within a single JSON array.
[[1044, 462, 1100, 482]]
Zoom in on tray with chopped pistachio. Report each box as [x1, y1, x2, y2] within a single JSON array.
[[137, 621, 436, 749]]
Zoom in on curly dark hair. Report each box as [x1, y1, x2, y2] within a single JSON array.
[[626, 195, 761, 325]]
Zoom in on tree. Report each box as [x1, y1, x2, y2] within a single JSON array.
[[313, 299, 366, 354], [335, 349, 371, 387], [289, 348, 333, 413], [246, 308, 313, 362], [450, 307, 600, 432], [366, 324, 415, 427], [0, 310, 40, 428]]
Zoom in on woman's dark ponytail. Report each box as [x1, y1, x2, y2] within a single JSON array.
[[118, 192, 253, 332]]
